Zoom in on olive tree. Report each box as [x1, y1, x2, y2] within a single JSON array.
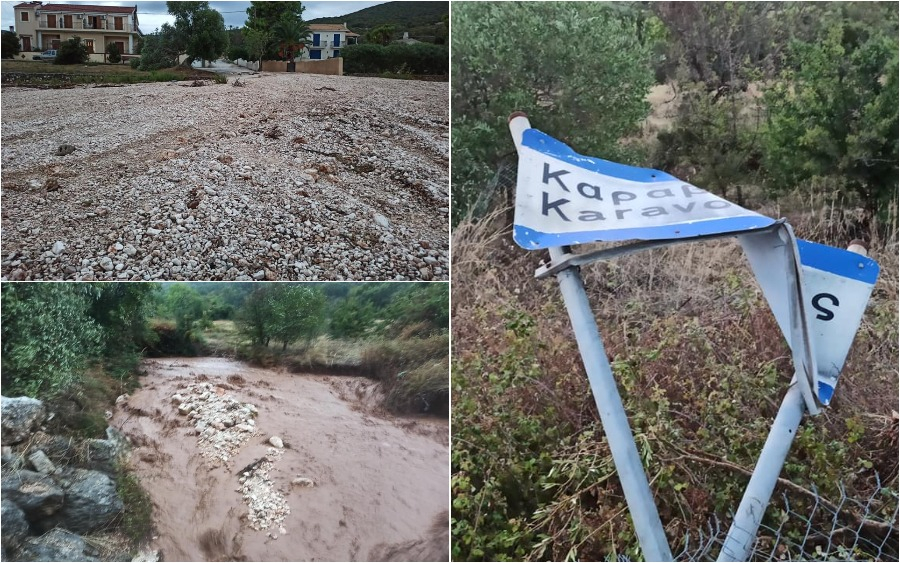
[[451, 2, 655, 224]]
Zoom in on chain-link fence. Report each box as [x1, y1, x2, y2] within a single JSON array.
[[674, 476, 898, 561]]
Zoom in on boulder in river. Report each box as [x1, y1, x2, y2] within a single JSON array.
[[0, 470, 64, 521], [2, 396, 47, 445]]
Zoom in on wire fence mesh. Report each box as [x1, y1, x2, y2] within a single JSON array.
[[674, 475, 898, 561]]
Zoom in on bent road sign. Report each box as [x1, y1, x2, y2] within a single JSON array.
[[797, 240, 879, 405], [741, 229, 880, 409], [510, 123, 775, 249]]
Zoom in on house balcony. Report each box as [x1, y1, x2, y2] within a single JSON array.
[[37, 18, 137, 33]]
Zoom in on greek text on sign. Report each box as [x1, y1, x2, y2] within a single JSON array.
[[512, 128, 775, 249]]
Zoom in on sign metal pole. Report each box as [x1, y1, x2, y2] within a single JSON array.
[[550, 246, 674, 562], [510, 114, 672, 561], [717, 242, 871, 562]]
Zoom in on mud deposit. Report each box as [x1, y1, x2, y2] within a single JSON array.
[[112, 357, 448, 561]]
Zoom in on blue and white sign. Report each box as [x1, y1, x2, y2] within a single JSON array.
[[740, 228, 880, 409], [510, 124, 775, 249], [797, 240, 879, 405]]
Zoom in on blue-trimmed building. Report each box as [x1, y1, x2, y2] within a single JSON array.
[[305, 23, 359, 60]]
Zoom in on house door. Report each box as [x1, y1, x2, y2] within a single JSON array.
[[333, 33, 340, 47], [51, 37, 61, 49], [309, 50, 321, 60], [115, 41, 125, 55], [22, 36, 31, 51], [84, 39, 94, 54], [47, 14, 56, 28], [90, 16, 101, 29], [114, 17, 123, 31], [63, 15, 72, 28], [312, 33, 320, 47]]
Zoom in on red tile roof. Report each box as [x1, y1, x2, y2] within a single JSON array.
[[309, 24, 351, 32], [29, 4, 137, 14]]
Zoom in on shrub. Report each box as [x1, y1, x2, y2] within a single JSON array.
[[1, 30, 20, 59], [129, 57, 141, 69], [106, 42, 121, 64], [212, 73, 227, 84], [227, 45, 249, 61], [343, 42, 448, 75], [54, 36, 89, 65]]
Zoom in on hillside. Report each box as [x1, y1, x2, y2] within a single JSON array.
[[309, 1, 448, 42]]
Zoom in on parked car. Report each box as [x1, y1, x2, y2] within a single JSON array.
[[39, 50, 57, 61]]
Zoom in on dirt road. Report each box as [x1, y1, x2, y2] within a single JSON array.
[[112, 357, 448, 561], [1, 73, 448, 281]]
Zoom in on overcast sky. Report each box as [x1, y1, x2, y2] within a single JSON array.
[[1, 1, 388, 34]]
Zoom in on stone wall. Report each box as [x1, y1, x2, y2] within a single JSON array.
[[260, 57, 343, 76]]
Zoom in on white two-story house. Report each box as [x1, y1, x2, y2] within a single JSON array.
[[305, 23, 359, 60]]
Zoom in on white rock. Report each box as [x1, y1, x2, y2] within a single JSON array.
[[269, 436, 284, 449], [51, 241, 66, 255]]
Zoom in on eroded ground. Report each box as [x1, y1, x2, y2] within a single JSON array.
[[1, 73, 448, 281], [112, 357, 448, 561]]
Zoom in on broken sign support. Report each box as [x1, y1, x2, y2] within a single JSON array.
[[717, 241, 871, 562], [716, 382, 805, 562], [549, 245, 674, 562]]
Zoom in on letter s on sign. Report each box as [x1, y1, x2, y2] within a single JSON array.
[[812, 293, 839, 321]]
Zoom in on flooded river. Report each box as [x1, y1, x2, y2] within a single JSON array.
[[112, 357, 448, 561]]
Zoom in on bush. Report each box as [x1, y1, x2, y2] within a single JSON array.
[[212, 73, 227, 84], [106, 42, 121, 64], [138, 32, 178, 71], [1, 30, 20, 59], [343, 42, 448, 75], [227, 45, 249, 61], [129, 57, 141, 69], [54, 36, 89, 65]]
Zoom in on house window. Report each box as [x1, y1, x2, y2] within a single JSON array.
[[114, 17, 123, 31], [63, 15, 72, 29], [21, 12, 29, 22], [48, 14, 57, 28], [333, 49, 340, 58]]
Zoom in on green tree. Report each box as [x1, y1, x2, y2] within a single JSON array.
[[384, 284, 449, 335], [106, 41, 122, 64], [451, 2, 655, 224], [243, 27, 272, 68], [138, 25, 181, 70], [1, 284, 102, 397], [763, 21, 899, 215], [167, 1, 228, 66], [367, 24, 397, 46], [237, 286, 274, 346], [1, 30, 21, 59], [164, 285, 207, 345], [245, 1, 307, 59], [54, 36, 89, 64], [268, 285, 326, 350], [273, 11, 310, 59]]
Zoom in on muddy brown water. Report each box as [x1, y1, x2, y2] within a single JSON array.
[[112, 357, 448, 562]]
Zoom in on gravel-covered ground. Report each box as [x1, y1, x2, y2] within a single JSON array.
[[0, 72, 448, 281]]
